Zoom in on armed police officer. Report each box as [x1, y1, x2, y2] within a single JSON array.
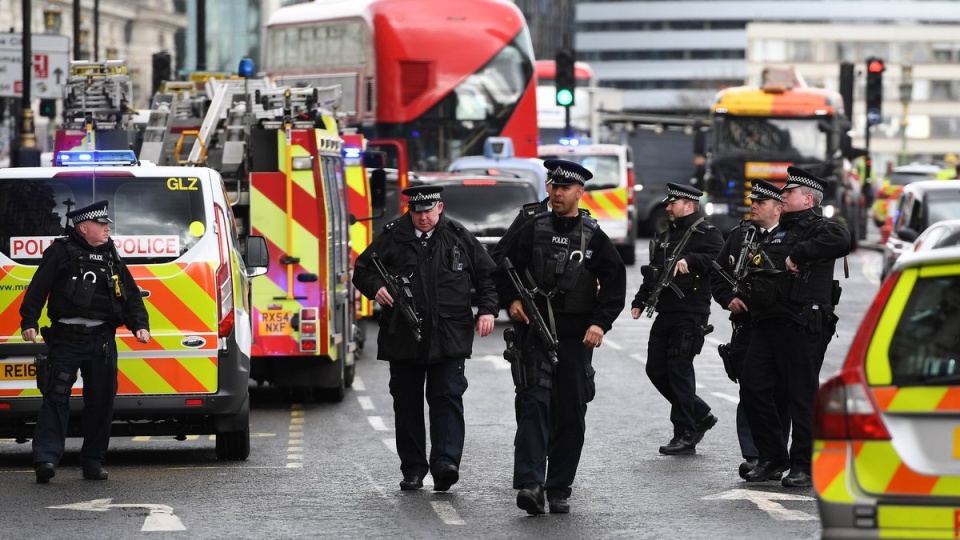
[[709, 180, 790, 479], [492, 159, 626, 516], [353, 185, 498, 493], [631, 183, 723, 455], [20, 200, 150, 484], [740, 167, 851, 487]]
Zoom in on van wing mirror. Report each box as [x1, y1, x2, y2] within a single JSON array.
[[244, 236, 270, 277], [369, 168, 387, 209]]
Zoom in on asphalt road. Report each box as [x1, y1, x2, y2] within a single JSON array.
[[0, 238, 884, 540]]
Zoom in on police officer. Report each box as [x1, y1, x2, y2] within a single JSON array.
[[740, 167, 851, 487], [631, 183, 723, 455], [492, 159, 626, 515], [709, 180, 790, 479], [352, 185, 498, 493], [20, 200, 150, 484]]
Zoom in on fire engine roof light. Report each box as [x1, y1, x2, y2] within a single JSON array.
[[56, 150, 138, 167], [343, 147, 362, 160], [238, 57, 255, 78]]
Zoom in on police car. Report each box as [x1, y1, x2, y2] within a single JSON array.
[[813, 245, 960, 539], [0, 150, 268, 460]]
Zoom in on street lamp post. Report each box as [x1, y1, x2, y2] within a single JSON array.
[[898, 65, 914, 166]]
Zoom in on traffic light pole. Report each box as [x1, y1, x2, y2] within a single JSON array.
[[564, 105, 572, 138], [13, 0, 41, 167]]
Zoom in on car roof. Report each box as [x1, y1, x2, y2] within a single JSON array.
[[412, 173, 537, 187], [449, 156, 545, 173], [892, 244, 960, 273], [902, 179, 960, 195], [892, 163, 940, 174]]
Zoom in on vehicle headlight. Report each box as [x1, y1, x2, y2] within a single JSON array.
[[822, 204, 836, 219], [705, 202, 729, 216]]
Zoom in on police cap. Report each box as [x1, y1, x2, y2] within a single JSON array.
[[544, 159, 592, 186], [783, 166, 828, 193], [403, 185, 444, 212], [748, 179, 783, 202], [67, 200, 113, 224], [662, 182, 703, 203]]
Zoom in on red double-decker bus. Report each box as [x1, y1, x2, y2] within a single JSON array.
[[265, 0, 538, 172]]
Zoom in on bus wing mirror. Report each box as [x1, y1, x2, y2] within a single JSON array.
[[244, 236, 270, 276]]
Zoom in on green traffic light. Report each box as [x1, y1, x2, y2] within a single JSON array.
[[556, 88, 574, 107]]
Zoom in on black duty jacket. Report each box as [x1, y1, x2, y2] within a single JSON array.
[[353, 212, 498, 363], [709, 220, 781, 319], [632, 210, 724, 316], [20, 227, 150, 333], [491, 209, 626, 336]]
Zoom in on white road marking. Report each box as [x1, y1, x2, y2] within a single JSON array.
[[630, 353, 646, 365], [702, 489, 816, 521], [353, 376, 366, 391], [368, 416, 390, 431], [475, 354, 511, 370], [357, 396, 375, 410], [711, 392, 740, 404], [604, 338, 623, 351], [705, 336, 725, 347], [50, 499, 187, 531], [431, 501, 466, 525]]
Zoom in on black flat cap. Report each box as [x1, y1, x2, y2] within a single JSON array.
[[403, 185, 444, 212], [544, 159, 592, 186], [783, 166, 828, 193], [748, 179, 783, 202], [67, 200, 113, 224], [662, 182, 703, 203]]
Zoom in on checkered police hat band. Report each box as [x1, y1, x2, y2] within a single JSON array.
[[667, 187, 695, 200], [551, 168, 585, 183], [752, 185, 782, 201], [410, 192, 440, 203], [72, 208, 109, 222], [785, 174, 822, 191]]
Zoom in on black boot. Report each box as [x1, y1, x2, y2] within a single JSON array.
[[659, 432, 696, 455], [516, 483, 545, 515]]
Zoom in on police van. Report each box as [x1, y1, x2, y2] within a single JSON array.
[[538, 142, 637, 264], [0, 150, 268, 460]]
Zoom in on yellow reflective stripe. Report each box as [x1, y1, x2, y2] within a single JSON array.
[[183, 358, 218, 392], [931, 474, 960, 497], [878, 506, 957, 534], [121, 359, 177, 394], [252, 188, 320, 276], [854, 441, 901, 493], [883, 387, 951, 412], [921, 263, 960, 278], [866, 269, 918, 385], [346, 165, 367, 196]]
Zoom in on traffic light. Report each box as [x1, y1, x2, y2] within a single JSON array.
[[39, 99, 57, 120], [152, 51, 172, 95], [865, 57, 885, 126], [555, 48, 575, 107]]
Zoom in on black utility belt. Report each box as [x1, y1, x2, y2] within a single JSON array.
[[49, 322, 114, 341]]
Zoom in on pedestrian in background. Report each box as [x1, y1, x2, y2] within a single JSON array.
[[352, 185, 498, 493], [20, 200, 150, 484], [739, 167, 851, 487], [492, 159, 626, 515], [631, 183, 723, 455], [709, 180, 789, 479]]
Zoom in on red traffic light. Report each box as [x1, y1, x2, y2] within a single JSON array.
[[867, 60, 885, 73]]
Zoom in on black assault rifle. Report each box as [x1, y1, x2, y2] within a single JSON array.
[[371, 253, 422, 342], [501, 257, 559, 366], [711, 224, 756, 296], [643, 220, 703, 318]]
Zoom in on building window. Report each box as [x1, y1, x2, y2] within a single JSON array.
[[789, 41, 813, 62], [930, 81, 960, 100], [930, 117, 960, 138]]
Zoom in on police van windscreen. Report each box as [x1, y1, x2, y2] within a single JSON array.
[[539, 155, 620, 190], [0, 176, 206, 265]]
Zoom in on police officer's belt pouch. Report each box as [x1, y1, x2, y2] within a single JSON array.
[[67, 271, 97, 307], [34, 353, 71, 397], [557, 253, 583, 292]]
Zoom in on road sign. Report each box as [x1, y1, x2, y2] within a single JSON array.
[[0, 33, 69, 99]]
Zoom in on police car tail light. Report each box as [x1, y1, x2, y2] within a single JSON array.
[[814, 275, 897, 441], [215, 206, 236, 338], [626, 168, 635, 205]]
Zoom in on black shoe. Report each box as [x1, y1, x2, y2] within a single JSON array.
[[693, 413, 718, 444], [547, 496, 570, 514], [516, 483, 545, 515], [739, 458, 782, 481], [781, 470, 813, 488], [82, 467, 108, 481], [659, 432, 696, 455], [432, 464, 459, 492], [399, 475, 423, 490], [35, 462, 55, 484], [744, 460, 789, 482]]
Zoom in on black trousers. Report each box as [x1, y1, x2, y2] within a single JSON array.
[[388, 358, 467, 479], [32, 331, 117, 470], [513, 332, 595, 499], [740, 318, 829, 473], [646, 311, 711, 438]]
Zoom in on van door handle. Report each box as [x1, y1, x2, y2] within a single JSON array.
[[139, 287, 151, 298]]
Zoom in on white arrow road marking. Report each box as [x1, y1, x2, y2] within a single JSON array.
[[702, 489, 816, 521], [49, 499, 186, 531]]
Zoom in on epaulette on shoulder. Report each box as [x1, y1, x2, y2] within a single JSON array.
[[579, 208, 592, 217], [382, 217, 403, 232], [581, 214, 599, 230], [445, 217, 466, 233], [521, 202, 541, 219]]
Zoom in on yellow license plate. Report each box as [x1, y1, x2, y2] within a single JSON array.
[[0, 362, 36, 380], [259, 310, 293, 336]]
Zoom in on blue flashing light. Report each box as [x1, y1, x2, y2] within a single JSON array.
[[238, 58, 255, 78], [56, 150, 138, 167], [411, 130, 420, 138], [559, 137, 580, 146], [343, 147, 362, 160]]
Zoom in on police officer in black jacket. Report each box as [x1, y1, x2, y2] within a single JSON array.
[[631, 183, 723, 455], [353, 185, 498, 493], [709, 180, 790, 479], [20, 200, 150, 484], [492, 159, 626, 516], [740, 167, 851, 487]]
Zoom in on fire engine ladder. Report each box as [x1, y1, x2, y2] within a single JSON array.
[[139, 81, 210, 165], [60, 60, 137, 145], [185, 77, 277, 166]]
